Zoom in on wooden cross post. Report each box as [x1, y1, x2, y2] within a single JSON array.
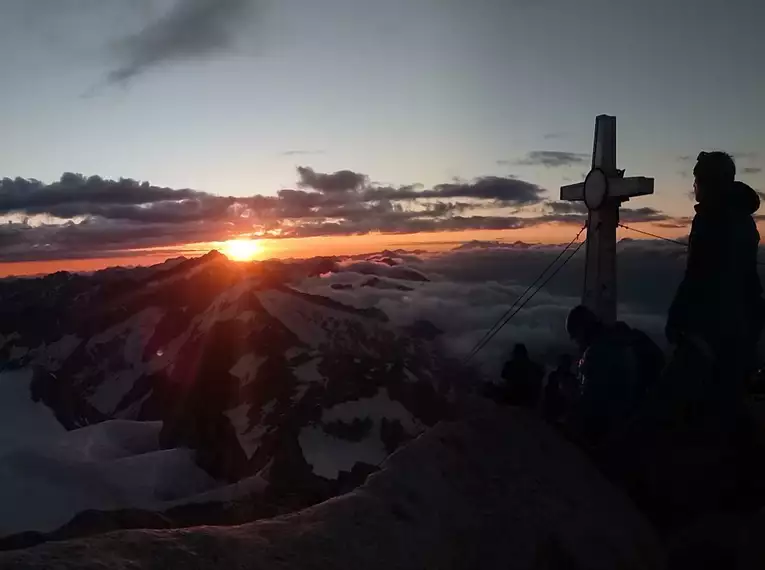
[[560, 115, 654, 325]]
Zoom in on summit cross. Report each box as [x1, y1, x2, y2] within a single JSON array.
[[560, 115, 654, 324]]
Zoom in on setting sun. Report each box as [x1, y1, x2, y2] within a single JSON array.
[[222, 239, 262, 262]]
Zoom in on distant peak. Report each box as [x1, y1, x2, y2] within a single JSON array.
[[204, 250, 226, 260]]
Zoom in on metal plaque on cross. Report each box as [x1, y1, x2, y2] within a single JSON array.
[[560, 115, 654, 324]]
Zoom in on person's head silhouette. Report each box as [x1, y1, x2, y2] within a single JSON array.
[[693, 151, 736, 202], [566, 305, 601, 350]]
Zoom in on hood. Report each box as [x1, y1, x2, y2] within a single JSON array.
[[731, 181, 761, 214], [697, 181, 760, 215]]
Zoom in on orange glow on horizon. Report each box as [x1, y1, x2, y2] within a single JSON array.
[[0, 219, 724, 279], [0, 255, 173, 279]]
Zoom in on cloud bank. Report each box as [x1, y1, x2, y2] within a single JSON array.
[[292, 239, 697, 375], [0, 166, 676, 263]]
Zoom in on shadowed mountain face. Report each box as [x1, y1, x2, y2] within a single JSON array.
[[0, 252, 462, 510]]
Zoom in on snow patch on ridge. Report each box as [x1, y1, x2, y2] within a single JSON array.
[[322, 388, 420, 433], [298, 425, 387, 479], [86, 308, 165, 413], [299, 388, 423, 479], [229, 353, 267, 387], [257, 289, 386, 353]]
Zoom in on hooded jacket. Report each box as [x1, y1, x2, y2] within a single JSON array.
[[666, 181, 764, 354]]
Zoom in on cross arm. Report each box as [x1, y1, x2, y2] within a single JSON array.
[[608, 176, 654, 199], [559, 177, 654, 202], [560, 183, 584, 201]]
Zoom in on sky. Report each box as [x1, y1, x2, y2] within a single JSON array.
[[0, 0, 763, 276]]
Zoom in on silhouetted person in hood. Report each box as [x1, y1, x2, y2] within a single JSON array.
[[501, 343, 544, 409], [666, 151, 764, 383]]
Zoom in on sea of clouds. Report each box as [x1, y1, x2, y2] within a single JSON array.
[[295, 238, 692, 379]]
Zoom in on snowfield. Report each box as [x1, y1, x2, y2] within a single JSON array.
[[228, 352, 267, 387], [0, 370, 64, 454], [0, 370, 251, 537], [299, 388, 425, 479], [224, 402, 271, 460]]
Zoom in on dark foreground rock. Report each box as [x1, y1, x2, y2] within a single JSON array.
[[0, 406, 663, 570]]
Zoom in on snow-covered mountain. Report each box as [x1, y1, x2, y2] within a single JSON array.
[[0, 252, 465, 542]]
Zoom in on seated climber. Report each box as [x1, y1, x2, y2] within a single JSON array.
[[564, 305, 662, 447], [500, 343, 544, 409]]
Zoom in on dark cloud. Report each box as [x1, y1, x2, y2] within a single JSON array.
[[743, 167, 762, 175], [0, 174, 278, 223], [428, 177, 545, 204], [543, 132, 566, 140], [545, 201, 588, 215], [0, 174, 203, 214], [538, 204, 668, 226], [365, 177, 545, 206], [297, 167, 367, 194], [619, 207, 668, 223], [107, 0, 257, 84], [511, 151, 589, 168]]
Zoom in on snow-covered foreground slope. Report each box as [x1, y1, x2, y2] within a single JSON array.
[[0, 371, 227, 536], [0, 371, 64, 453], [0, 405, 664, 570]]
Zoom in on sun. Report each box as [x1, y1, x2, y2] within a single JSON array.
[[222, 239, 262, 262]]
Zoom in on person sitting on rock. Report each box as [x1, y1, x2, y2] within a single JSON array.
[[500, 343, 544, 409]]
